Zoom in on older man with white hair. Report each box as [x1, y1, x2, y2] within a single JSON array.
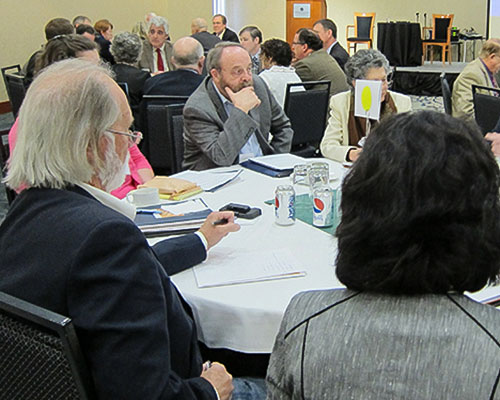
[[0, 58, 271, 399], [138, 15, 174, 73]]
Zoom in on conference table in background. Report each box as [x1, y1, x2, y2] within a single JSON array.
[[150, 158, 347, 354], [377, 22, 422, 67]]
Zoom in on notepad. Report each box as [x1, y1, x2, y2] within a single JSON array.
[[193, 248, 306, 288]]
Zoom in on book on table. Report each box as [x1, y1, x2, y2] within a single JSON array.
[[134, 198, 211, 237]]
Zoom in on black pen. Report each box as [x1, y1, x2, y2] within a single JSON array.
[[212, 218, 229, 226]]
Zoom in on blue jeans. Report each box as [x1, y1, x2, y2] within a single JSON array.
[[232, 377, 267, 400]]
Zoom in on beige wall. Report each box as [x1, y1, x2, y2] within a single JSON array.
[[0, 0, 167, 102], [0, 0, 488, 103]]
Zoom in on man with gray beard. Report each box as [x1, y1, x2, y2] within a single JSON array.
[[0, 58, 255, 400], [183, 42, 293, 171]]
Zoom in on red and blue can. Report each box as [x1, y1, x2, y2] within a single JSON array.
[[312, 186, 334, 227], [275, 185, 295, 226]]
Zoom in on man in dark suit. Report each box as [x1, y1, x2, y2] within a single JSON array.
[[191, 17, 221, 54], [212, 14, 239, 43], [183, 42, 293, 171], [292, 28, 349, 97], [313, 19, 349, 71], [0, 58, 243, 400], [144, 36, 205, 96]]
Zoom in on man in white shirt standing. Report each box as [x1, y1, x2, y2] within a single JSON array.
[[138, 15, 174, 73]]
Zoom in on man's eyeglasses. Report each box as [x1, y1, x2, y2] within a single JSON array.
[[106, 129, 143, 147]]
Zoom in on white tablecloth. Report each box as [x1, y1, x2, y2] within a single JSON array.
[[150, 159, 348, 353]]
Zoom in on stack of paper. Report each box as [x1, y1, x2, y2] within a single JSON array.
[[135, 199, 211, 237], [173, 169, 243, 192], [466, 284, 500, 305], [249, 154, 307, 170], [193, 248, 306, 288]]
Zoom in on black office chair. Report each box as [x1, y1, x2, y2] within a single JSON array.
[[472, 85, 500, 134], [283, 81, 331, 157], [139, 95, 189, 157], [116, 82, 130, 101], [0, 132, 16, 205], [4, 72, 26, 118], [440, 72, 452, 115], [144, 103, 185, 175], [167, 106, 185, 174], [0, 291, 96, 399]]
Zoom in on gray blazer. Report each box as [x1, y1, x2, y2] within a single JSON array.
[[138, 40, 174, 73], [267, 289, 500, 399], [183, 75, 293, 171], [294, 49, 349, 97]]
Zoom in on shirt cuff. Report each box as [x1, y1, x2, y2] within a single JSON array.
[[194, 231, 208, 250]]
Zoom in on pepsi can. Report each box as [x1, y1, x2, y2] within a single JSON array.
[[275, 185, 295, 226], [312, 186, 334, 227]]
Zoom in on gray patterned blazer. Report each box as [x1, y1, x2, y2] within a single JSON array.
[[267, 289, 500, 399]]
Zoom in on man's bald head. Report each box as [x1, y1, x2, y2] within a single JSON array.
[[191, 17, 208, 34], [172, 36, 204, 73]]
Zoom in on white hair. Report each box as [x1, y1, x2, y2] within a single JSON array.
[[6, 58, 120, 190], [148, 16, 169, 34]]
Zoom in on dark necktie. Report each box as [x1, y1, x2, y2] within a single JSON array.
[[156, 48, 164, 72]]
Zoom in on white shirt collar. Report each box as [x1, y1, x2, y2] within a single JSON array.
[[326, 41, 337, 55], [77, 182, 136, 221]]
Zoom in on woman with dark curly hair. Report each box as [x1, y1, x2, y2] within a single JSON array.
[[258, 38, 303, 107], [267, 111, 500, 399]]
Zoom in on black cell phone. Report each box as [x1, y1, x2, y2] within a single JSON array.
[[219, 203, 262, 219], [220, 203, 251, 214]]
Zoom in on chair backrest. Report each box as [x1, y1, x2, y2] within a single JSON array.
[[0, 291, 96, 399], [168, 108, 185, 174], [0, 132, 17, 205], [440, 72, 452, 115], [144, 103, 185, 175], [116, 81, 130, 101], [4, 72, 26, 118], [433, 14, 453, 42], [140, 95, 189, 158], [284, 81, 331, 152], [354, 12, 375, 39], [1, 64, 21, 99], [472, 85, 500, 134]]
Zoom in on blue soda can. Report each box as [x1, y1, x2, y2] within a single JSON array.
[[312, 186, 334, 227], [275, 185, 295, 226]]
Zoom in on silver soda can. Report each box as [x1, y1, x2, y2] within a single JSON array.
[[312, 186, 334, 227], [275, 185, 295, 225]]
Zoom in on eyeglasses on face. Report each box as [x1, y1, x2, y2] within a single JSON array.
[[106, 129, 143, 147]]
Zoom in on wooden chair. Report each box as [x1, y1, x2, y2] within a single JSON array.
[[422, 14, 454, 64], [346, 13, 376, 55]]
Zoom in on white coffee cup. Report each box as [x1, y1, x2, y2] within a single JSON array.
[[126, 187, 160, 207]]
